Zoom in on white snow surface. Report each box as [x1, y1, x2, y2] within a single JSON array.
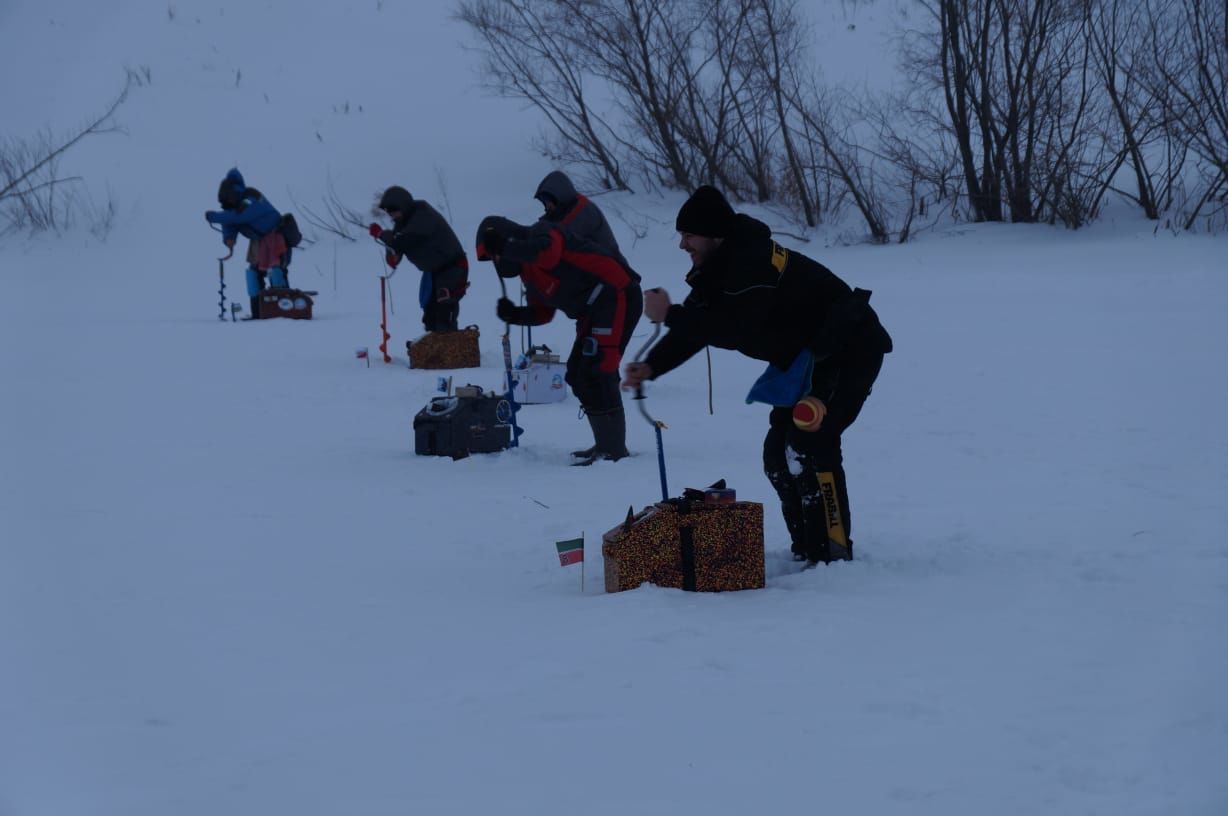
[[2, 2, 1226, 815]]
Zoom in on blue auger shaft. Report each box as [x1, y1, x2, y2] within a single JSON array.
[[632, 321, 669, 501], [498, 278, 524, 447]]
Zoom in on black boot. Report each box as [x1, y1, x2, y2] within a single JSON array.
[[571, 408, 629, 466], [798, 465, 853, 564], [569, 412, 600, 463], [766, 468, 808, 561], [249, 295, 261, 320]]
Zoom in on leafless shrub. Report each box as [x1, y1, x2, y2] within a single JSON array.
[[292, 175, 363, 242], [0, 71, 135, 238]]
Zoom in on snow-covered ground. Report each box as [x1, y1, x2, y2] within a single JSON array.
[[2, 3, 1226, 815]]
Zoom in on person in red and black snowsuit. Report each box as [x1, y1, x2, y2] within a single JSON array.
[[622, 186, 893, 564], [533, 171, 623, 263], [368, 186, 469, 332], [476, 215, 643, 465]]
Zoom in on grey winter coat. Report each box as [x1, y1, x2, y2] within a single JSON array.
[[534, 171, 622, 261]]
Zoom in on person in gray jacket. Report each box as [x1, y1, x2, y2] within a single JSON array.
[[534, 171, 623, 261], [368, 185, 469, 332]]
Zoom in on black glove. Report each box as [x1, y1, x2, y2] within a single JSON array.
[[483, 227, 505, 258], [496, 297, 525, 324]]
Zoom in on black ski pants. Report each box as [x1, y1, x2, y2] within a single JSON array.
[[566, 286, 643, 415], [763, 348, 884, 562]]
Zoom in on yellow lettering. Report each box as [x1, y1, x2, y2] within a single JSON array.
[[770, 241, 788, 274]]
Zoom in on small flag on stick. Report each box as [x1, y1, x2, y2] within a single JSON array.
[[556, 537, 584, 567], [356, 347, 370, 368]]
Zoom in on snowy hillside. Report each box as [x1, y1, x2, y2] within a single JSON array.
[[2, 2, 1226, 815]]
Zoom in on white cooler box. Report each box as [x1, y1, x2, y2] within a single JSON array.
[[505, 347, 569, 404]]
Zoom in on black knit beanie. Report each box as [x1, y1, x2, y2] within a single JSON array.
[[675, 185, 736, 238]]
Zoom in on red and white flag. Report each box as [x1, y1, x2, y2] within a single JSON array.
[[355, 347, 369, 360]]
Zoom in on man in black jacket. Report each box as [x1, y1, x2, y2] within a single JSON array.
[[622, 186, 892, 565], [477, 215, 643, 465], [368, 186, 469, 332]]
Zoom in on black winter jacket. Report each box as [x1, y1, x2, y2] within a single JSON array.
[[646, 214, 892, 378], [378, 199, 466, 276]]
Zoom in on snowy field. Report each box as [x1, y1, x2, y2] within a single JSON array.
[[2, 2, 1226, 815]]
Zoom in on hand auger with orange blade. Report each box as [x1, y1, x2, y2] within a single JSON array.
[[632, 320, 669, 502], [379, 276, 393, 364], [374, 239, 396, 364]]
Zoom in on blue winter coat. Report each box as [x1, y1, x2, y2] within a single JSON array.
[[205, 169, 281, 243]]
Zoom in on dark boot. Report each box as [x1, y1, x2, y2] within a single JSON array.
[[798, 464, 853, 564], [249, 296, 261, 320], [571, 408, 629, 466], [569, 412, 601, 463], [766, 468, 808, 561]]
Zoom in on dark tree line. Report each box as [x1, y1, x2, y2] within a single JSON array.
[[458, 0, 1227, 238]]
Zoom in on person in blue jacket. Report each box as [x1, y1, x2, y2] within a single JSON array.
[[205, 168, 288, 319]]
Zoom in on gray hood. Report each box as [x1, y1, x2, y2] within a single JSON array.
[[534, 171, 579, 208]]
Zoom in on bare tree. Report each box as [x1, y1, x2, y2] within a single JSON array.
[[905, 0, 1130, 227], [1137, 0, 1228, 229], [739, 0, 822, 225], [1087, 0, 1173, 218], [709, 0, 778, 201], [458, 0, 1226, 236], [549, 0, 704, 191], [923, 0, 1005, 221], [456, 0, 630, 190]]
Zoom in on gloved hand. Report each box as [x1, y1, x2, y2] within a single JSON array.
[[644, 287, 672, 323], [368, 223, 384, 239], [205, 210, 216, 223], [224, 237, 235, 249], [496, 297, 522, 324], [385, 251, 400, 268], [483, 227, 505, 258], [621, 362, 653, 390]]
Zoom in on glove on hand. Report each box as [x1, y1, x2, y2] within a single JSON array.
[[496, 297, 521, 324], [385, 251, 400, 268], [368, 223, 384, 239], [224, 237, 236, 249], [483, 227, 505, 258]]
